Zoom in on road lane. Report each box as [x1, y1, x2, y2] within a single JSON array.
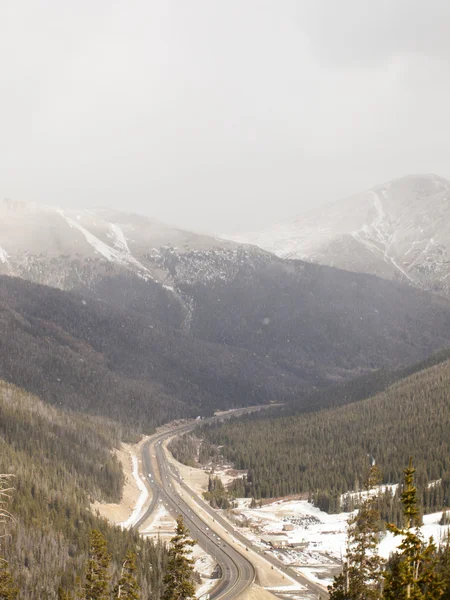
[[137, 419, 256, 599], [136, 409, 329, 599]]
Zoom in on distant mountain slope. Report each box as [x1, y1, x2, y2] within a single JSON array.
[[0, 197, 241, 293], [3, 197, 450, 414], [0, 276, 301, 428], [231, 175, 450, 296]]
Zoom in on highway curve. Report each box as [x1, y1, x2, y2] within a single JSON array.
[[137, 420, 256, 599], [136, 410, 329, 599]]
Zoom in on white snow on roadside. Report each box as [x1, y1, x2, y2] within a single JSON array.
[[120, 454, 149, 529], [141, 503, 170, 534], [0, 246, 9, 263], [196, 578, 217, 599], [294, 566, 333, 589], [194, 546, 218, 599]]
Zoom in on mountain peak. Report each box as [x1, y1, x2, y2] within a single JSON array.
[[229, 174, 450, 296]]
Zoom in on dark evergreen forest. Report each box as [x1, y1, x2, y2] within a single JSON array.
[[0, 380, 168, 599], [198, 355, 450, 516]]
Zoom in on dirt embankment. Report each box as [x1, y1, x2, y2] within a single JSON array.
[[91, 438, 150, 525], [237, 583, 278, 599]]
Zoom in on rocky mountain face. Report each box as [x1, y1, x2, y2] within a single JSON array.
[[231, 175, 450, 296], [0, 197, 245, 289], [3, 195, 450, 425]]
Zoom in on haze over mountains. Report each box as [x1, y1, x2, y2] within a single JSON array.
[[2, 192, 450, 429], [231, 174, 450, 297]]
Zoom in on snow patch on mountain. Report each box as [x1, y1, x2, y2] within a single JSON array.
[[0, 246, 9, 263], [59, 211, 121, 263], [57, 210, 152, 277], [110, 223, 131, 254]]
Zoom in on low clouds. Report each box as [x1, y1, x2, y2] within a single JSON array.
[[295, 0, 450, 66], [1, 1, 449, 232]]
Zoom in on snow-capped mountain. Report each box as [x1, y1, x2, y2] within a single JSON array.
[[0, 197, 264, 291], [231, 175, 450, 296], [4, 193, 450, 392]]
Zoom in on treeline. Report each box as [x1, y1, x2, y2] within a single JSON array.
[[167, 436, 198, 468], [0, 381, 168, 599], [200, 357, 450, 515], [203, 477, 235, 510], [168, 435, 218, 468]]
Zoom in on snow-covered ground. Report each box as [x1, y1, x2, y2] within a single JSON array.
[[120, 454, 149, 529], [379, 511, 449, 559], [140, 500, 178, 543], [193, 545, 219, 599], [232, 498, 348, 557], [341, 483, 399, 507], [221, 497, 450, 589]]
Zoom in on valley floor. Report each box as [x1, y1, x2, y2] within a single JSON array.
[[164, 449, 450, 595]]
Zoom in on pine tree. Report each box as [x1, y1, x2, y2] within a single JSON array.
[[0, 565, 18, 600], [84, 530, 111, 600], [383, 458, 443, 600], [163, 516, 197, 600], [113, 550, 140, 599], [57, 588, 74, 600], [328, 465, 384, 600], [439, 535, 450, 600]]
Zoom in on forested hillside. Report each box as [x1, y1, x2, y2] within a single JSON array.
[[278, 346, 450, 415], [0, 275, 300, 429], [0, 380, 167, 599], [200, 355, 450, 514]]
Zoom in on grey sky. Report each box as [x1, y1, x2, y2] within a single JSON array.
[[1, 1, 450, 233]]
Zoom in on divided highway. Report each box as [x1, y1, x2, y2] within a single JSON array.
[[136, 414, 256, 600], [136, 411, 329, 599]]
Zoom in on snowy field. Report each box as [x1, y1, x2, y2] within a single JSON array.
[[222, 497, 450, 589]]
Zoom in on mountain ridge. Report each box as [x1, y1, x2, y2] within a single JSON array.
[[3, 195, 450, 425], [229, 174, 450, 296]]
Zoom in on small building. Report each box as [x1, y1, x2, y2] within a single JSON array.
[[289, 541, 307, 549], [282, 523, 295, 531], [261, 535, 289, 549]]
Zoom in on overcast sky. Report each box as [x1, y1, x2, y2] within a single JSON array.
[[1, 1, 450, 233]]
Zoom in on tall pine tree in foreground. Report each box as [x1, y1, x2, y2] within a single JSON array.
[[0, 475, 17, 600], [57, 588, 74, 600], [383, 458, 443, 600], [0, 566, 18, 600], [328, 465, 384, 600], [439, 535, 450, 600], [84, 530, 111, 600], [163, 516, 197, 600], [113, 550, 140, 600]]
